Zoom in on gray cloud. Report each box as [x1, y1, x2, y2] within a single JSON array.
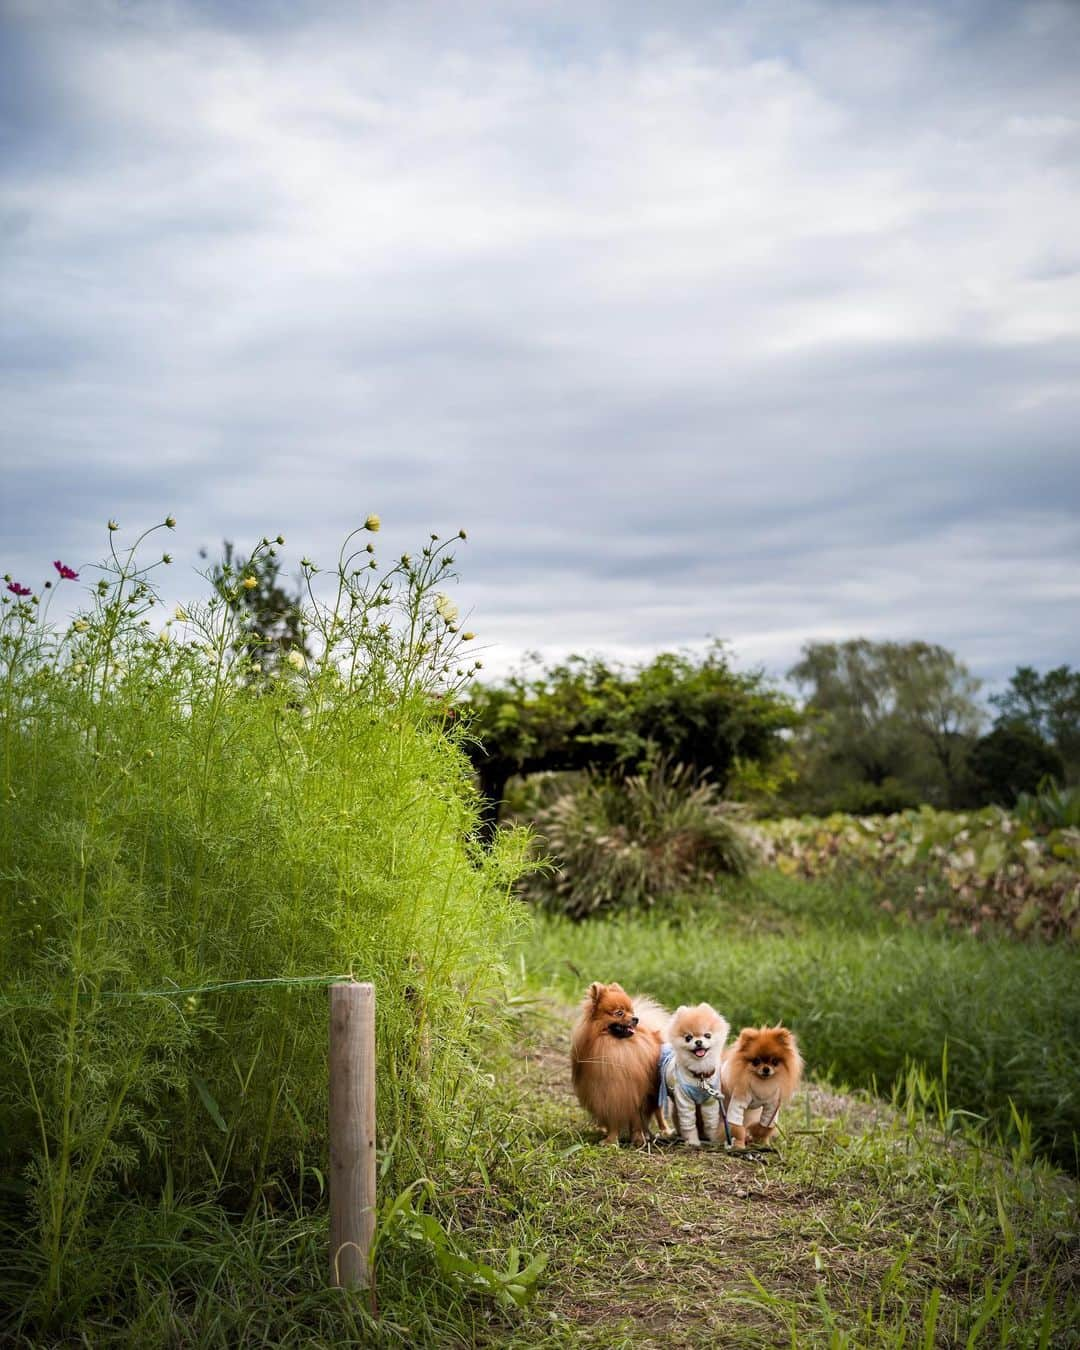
[[1, 0, 1078, 692]]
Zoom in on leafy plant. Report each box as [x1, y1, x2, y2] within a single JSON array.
[[524, 760, 749, 919], [747, 806, 1080, 940], [1015, 781, 1080, 831], [378, 1180, 546, 1311]]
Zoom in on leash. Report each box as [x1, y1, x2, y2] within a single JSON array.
[[698, 1075, 734, 1147]]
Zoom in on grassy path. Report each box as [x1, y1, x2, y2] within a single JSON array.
[[486, 1000, 1078, 1348]]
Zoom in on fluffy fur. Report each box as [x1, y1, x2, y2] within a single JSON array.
[[662, 1003, 730, 1146], [570, 981, 668, 1144], [720, 1025, 803, 1148]]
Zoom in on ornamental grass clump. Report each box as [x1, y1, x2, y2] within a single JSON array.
[[0, 517, 528, 1334], [524, 761, 749, 919]]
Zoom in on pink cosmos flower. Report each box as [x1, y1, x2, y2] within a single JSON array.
[[7, 582, 31, 596], [53, 560, 79, 580]]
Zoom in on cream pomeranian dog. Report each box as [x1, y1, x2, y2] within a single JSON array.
[[721, 1025, 803, 1148], [570, 982, 669, 1144], [659, 1003, 731, 1146]]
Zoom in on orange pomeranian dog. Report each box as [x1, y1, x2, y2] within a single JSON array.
[[720, 1025, 803, 1148], [570, 981, 668, 1144]]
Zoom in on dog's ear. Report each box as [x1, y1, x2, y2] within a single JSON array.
[[587, 981, 606, 1006]]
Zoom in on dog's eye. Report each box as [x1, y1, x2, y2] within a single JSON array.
[[684, 1034, 693, 1043], [751, 1057, 762, 1066], [703, 1032, 711, 1040], [614, 1009, 624, 1017]]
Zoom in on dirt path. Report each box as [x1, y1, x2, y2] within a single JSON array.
[[501, 1004, 899, 1348]]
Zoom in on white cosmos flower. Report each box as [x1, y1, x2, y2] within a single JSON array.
[[434, 593, 459, 625]]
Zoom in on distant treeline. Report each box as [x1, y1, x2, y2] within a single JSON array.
[[462, 641, 1079, 820]]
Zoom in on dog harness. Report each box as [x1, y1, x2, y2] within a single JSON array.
[[657, 1044, 721, 1110]]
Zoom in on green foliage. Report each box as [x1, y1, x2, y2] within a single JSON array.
[[522, 761, 749, 919], [379, 1180, 546, 1311], [992, 664, 1080, 783], [786, 638, 983, 812], [1015, 781, 1080, 831], [525, 870, 1080, 1169], [465, 643, 797, 830], [748, 806, 1080, 940], [968, 723, 1065, 805], [206, 537, 309, 682], [0, 518, 528, 1335]]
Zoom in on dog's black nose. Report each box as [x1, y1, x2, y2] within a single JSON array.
[[630, 1016, 639, 1026]]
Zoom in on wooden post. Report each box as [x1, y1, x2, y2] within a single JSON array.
[[329, 981, 376, 1289]]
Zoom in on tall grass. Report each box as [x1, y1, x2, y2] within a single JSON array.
[[0, 520, 528, 1335], [523, 872, 1080, 1170]]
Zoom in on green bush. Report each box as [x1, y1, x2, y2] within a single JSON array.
[[522, 761, 748, 919], [0, 520, 528, 1332]]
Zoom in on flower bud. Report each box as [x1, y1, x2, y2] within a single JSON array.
[[165, 515, 177, 529], [365, 514, 381, 532]]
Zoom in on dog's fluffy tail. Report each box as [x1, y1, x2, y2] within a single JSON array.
[[632, 994, 669, 1035]]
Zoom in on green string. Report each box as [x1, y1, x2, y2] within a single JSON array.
[[0, 973, 366, 1011]]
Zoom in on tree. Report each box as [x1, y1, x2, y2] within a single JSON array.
[[788, 639, 982, 810], [205, 540, 309, 683], [890, 642, 982, 805], [464, 644, 797, 834], [991, 666, 1080, 783], [967, 724, 1064, 805]]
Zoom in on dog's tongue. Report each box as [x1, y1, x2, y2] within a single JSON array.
[[693, 1047, 707, 1058]]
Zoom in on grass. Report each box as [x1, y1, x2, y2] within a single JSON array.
[[522, 871, 1080, 1173]]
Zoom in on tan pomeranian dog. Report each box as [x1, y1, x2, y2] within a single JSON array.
[[721, 1025, 803, 1148], [660, 1003, 730, 1146], [570, 982, 668, 1144]]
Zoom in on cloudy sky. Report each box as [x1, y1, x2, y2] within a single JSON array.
[[2, 0, 1079, 691]]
